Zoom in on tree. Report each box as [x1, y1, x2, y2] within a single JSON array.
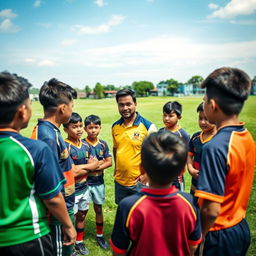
[[84, 85, 91, 97], [132, 81, 154, 97], [166, 79, 180, 96], [94, 82, 104, 99], [251, 76, 256, 95], [187, 75, 204, 94]]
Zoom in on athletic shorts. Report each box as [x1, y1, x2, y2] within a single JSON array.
[[201, 218, 250, 256], [74, 187, 90, 214], [88, 184, 105, 205], [0, 234, 53, 256]]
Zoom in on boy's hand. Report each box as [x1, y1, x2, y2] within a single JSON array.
[[88, 157, 100, 169], [189, 168, 199, 179], [62, 224, 76, 246], [135, 174, 148, 185]]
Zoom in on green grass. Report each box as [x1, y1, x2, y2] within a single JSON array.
[[21, 96, 256, 255]]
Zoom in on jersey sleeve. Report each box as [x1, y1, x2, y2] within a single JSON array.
[[148, 123, 158, 134], [103, 141, 112, 158], [195, 142, 228, 203], [34, 142, 66, 200], [188, 135, 195, 155]]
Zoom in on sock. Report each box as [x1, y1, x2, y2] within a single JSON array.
[[76, 227, 84, 243], [96, 222, 103, 237]]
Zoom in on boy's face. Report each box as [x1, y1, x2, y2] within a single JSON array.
[[64, 121, 83, 140], [21, 99, 32, 130], [198, 111, 215, 132], [203, 95, 215, 125], [84, 123, 101, 140], [117, 95, 137, 120], [163, 111, 180, 129]]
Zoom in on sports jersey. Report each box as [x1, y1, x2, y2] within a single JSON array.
[[112, 113, 157, 186], [195, 123, 255, 231], [159, 126, 190, 145], [188, 131, 215, 188], [0, 129, 65, 247], [84, 138, 112, 185], [65, 139, 90, 195], [110, 186, 202, 256], [31, 120, 75, 211]]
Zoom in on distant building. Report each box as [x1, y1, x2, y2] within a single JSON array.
[[104, 90, 117, 98], [149, 88, 158, 96], [77, 92, 86, 99], [156, 82, 169, 96]]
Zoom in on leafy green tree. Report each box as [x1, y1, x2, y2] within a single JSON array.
[[84, 85, 91, 97], [251, 75, 256, 94], [166, 79, 180, 96], [132, 81, 154, 97], [29, 87, 40, 94], [94, 82, 104, 99], [187, 75, 204, 93]]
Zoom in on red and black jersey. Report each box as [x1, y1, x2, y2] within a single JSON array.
[[110, 186, 202, 256]]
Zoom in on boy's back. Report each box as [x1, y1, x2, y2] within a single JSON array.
[[110, 186, 201, 256]]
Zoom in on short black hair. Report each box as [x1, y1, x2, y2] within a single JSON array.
[[202, 67, 251, 115], [163, 101, 182, 117], [0, 71, 32, 124], [63, 112, 82, 128], [84, 114, 101, 126], [196, 102, 204, 112], [116, 89, 136, 103], [141, 131, 187, 185], [39, 78, 77, 112]]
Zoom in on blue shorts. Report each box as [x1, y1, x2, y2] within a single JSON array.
[[88, 184, 105, 205], [202, 218, 250, 256]]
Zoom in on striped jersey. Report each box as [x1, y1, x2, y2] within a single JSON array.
[[0, 129, 65, 247], [31, 120, 75, 211]]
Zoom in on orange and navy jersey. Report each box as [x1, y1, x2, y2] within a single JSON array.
[[31, 120, 75, 211], [110, 186, 202, 256], [188, 131, 215, 188], [195, 123, 255, 231], [159, 126, 190, 145], [65, 139, 90, 195], [112, 113, 157, 186]]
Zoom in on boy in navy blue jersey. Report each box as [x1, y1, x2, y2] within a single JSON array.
[[187, 103, 216, 195], [63, 112, 100, 255], [159, 101, 190, 191], [110, 131, 202, 256], [83, 115, 112, 250], [195, 67, 255, 255]]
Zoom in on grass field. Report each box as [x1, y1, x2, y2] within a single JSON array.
[[21, 96, 256, 255]]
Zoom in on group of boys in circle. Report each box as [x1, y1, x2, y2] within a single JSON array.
[[0, 67, 255, 256]]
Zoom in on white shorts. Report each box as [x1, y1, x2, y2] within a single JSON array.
[[73, 186, 90, 214]]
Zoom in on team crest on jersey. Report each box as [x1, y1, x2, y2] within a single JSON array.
[[133, 132, 140, 140], [60, 148, 69, 159]]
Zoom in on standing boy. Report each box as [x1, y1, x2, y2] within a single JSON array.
[[110, 131, 202, 256], [195, 67, 255, 255], [31, 78, 77, 256], [187, 102, 216, 195], [0, 72, 76, 255], [63, 112, 100, 255], [159, 101, 190, 190], [83, 114, 112, 249], [112, 89, 157, 204]]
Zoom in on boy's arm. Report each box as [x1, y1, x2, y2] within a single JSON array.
[[187, 154, 199, 179], [73, 158, 100, 177], [43, 192, 76, 245], [113, 147, 116, 176], [189, 244, 198, 256], [200, 199, 221, 238], [96, 156, 112, 171]]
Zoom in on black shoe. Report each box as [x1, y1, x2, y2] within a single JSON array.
[[75, 242, 89, 255], [96, 236, 109, 249]]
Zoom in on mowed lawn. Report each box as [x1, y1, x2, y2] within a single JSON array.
[[21, 96, 256, 256]]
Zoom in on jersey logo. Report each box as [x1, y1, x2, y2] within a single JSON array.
[[60, 148, 69, 160], [133, 132, 140, 140]]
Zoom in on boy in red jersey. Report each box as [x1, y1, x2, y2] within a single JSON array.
[[187, 102, 216, 195], [195, 67, 255, 256], [110, 131, 202, 256]]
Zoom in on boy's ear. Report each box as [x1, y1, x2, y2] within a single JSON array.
[[210, 98, 218, 112], [63, 127, 68, 133], [58, 104, 66, 114], [139, 163, 145, 175]]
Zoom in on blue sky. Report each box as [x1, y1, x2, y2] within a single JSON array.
[[0, 0, 256, 88]]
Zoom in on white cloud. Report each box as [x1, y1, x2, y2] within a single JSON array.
[[230, 19, 256, 25], [208, 3, 218, 10], [38, 59, 56, 67], [34, 0, 42, 8], [209, 0, 256, 19], [61, 39, 78, 46], [71, 14, 125, 35], [0, 9, 17, 19], [25, 58, 36, 63], [95, 0, 107, 7], [0, 19, 20, 33], [36, 22, 52, 28]]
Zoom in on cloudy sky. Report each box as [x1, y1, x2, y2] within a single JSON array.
[[1, 0, 256, 88]]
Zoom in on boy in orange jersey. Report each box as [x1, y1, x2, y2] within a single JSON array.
[[187, 102, 216, 195], [195, 67, 255, 256]]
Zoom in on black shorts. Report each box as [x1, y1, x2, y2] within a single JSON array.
[[0, 233, 54, 256]]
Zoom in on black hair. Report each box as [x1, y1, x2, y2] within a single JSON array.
[[116, 89, 136, 103], [39, 78, 77, 112], [202, 67, 251, 115], [84, 114, 101, 126], [141, 131, 187, 185], [0, 71, 32, 124], [197, 102, 204, 112], [163, 101, 182, 117], [63, 112, 82, 128]]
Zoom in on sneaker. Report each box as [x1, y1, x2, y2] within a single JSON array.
[[96, 236, 109, 249], [75, 242, 89, 255]]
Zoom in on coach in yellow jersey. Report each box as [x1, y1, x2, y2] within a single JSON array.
[[112, 89, 157, 204]]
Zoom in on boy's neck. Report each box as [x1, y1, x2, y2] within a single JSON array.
[[148, 180, 172, 190], [166, 124, 179, 132], [43, 113, 61, 128], [86, 136, 98, 144], [215, 115, 240, 130], [202, 127, 216, 138], [67, 136, 80, 146]]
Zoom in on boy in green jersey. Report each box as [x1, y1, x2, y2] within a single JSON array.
[[0, 72, 76, 256]]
